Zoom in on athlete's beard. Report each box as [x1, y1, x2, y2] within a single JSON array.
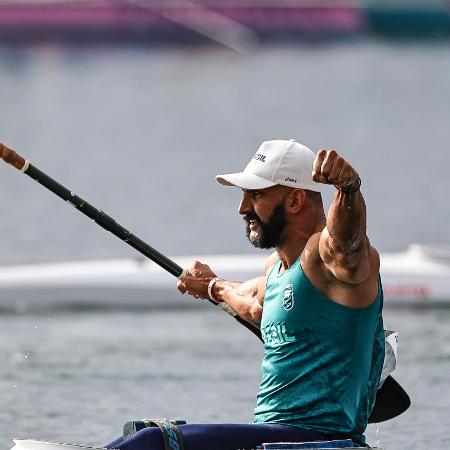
[[244, 202, 287, 249]]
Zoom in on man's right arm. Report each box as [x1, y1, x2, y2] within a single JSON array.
[[210, 276, 266, 326], [211, 252, 278, 325], [178, 252, 277, 326]]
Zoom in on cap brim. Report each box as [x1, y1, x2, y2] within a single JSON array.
[[216, 172, 277, 190]]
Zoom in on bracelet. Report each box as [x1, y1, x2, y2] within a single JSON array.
[[208, 277, 221, 301], [334, 176, 361, 194]]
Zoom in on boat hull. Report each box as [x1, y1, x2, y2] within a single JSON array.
[[10, 438, 381, 450], [1, 245, 450, 312]]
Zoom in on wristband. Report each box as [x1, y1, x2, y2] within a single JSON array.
[[335, 176, 361, 194], [208, 277, 221, 301]]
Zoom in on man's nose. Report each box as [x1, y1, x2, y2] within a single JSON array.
[[238, 192, 252, 215]]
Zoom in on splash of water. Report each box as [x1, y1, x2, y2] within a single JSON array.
[[375, 423, 381, 448]]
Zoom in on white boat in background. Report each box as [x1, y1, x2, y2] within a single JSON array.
[[380, 244, 450, 304], [0, 244, 449, 312], [0, 253, 265, 313]]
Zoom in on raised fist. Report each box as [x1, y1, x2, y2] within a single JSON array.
[[312, 149, 360, 193]]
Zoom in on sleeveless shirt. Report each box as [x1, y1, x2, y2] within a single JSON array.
[[253, 258, 385, 444]]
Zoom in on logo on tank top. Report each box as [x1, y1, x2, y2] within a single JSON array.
[[261, 322, 295, 344], [282, 283, 294, 311]]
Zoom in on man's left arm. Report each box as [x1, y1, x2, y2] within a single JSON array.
[[312, 149, 377, 285]]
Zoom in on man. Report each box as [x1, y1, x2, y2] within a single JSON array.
[[108, 139, 384, 450]]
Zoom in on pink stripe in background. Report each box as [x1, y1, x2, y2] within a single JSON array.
[[0, 2, 366, 34]]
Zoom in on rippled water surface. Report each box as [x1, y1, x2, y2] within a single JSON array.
[[0, 307, 449, 450]]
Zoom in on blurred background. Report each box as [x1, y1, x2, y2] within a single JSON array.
[[0, 1, 449, 450]]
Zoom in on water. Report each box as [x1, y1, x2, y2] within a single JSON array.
[[0, 40, 449, 449], [0, 41, 449, 264], [1, 307, 450, 450]]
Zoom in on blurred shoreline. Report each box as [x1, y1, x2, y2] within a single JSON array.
[[0, 0, 448, 46]]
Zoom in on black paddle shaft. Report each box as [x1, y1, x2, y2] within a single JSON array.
[[25, 164, 183, 277]]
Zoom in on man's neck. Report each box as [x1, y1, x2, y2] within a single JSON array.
[[276, 220, 325, 269], [276, 243, 306, 270]]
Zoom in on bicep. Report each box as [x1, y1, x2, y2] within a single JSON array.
[[236, 276, 266, 306], [233, 273, 267, 325], [319, 228, 373, 285], [237, 251, 275, 301], [233, 253, 275, 323]]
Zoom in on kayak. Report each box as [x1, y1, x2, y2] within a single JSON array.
[[10, 437, 381, 450], [0, 244, 449, 312]]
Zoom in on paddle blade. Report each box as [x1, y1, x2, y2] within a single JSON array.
[[368, 375, 411, 423], [0, 143, 27, 171]]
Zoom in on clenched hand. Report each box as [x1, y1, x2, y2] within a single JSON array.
[[312, 149, 360, 193]]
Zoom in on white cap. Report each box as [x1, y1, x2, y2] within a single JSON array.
[[216, 139, 324, 192]]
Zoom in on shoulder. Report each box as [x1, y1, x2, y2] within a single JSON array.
[[301, 232, 323, 266], [264, 251, 279, 275], [302, 233, 380, 308]]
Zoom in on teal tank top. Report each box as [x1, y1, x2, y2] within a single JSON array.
[[253, 258, 385, 444]]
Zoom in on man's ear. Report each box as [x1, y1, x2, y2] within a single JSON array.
[[285, 189, 306, 214]]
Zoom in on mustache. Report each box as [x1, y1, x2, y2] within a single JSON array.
[[243, 213, 261, 224]]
